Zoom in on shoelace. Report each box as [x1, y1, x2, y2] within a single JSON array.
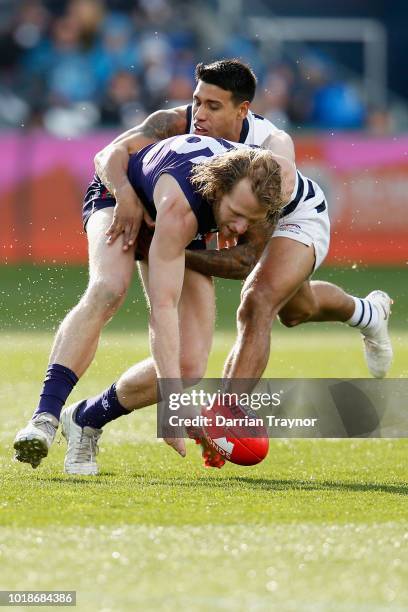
[[72, 430, 100, 463], [33, 417, 57, 439], [364, 337, 392, 350]]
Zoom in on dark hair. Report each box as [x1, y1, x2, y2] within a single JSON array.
[[195, 59, 257, 104]]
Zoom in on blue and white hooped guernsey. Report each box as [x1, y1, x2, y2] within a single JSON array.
[[185, 106, 327, 217], [185, 105, 281, 147], [281, 169, 327, 218]]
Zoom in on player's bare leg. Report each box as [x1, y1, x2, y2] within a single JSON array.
[[14, 208, 135, 468], [61, 263, 217, 473], [279, 281, 393, 377], [223, 237, 316, 380], [278, 280, 354, 326], [114, 262, 215, 407], [49, 209, 135, 376], [224, 236, 392, 380]]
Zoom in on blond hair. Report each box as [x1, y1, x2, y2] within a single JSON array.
[[190, 148, 283, 223]]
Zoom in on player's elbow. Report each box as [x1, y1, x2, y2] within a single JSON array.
[[93, 149, 104, 174], [276, 132, 295, 161], [271, 131, 296, 163], [94, 143, 127, 174], [94, 146, 113, 175]]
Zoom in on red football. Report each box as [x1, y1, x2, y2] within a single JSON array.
[[201, 400, 269, 466]]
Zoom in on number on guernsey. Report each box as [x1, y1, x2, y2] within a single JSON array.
[[170, 135, 234, 164]]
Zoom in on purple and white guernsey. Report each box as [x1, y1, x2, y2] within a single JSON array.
[[127, 135, 247, 246], [126, 133, 327, 231], [83, 133, 327, 250], [82, 109, 284, 238]]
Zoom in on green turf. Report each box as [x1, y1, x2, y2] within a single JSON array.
[[1, 331, 407, 611], [0, 264, 407, 330]]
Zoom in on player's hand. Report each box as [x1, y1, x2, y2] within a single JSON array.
[[164, 437, 186, 457], [217, 235, 238, 249], [106, 185, 154, 251]]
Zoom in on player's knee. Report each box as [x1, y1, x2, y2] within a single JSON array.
[[85, 277, 129, 316], [238, 287, 277, 327], [279, 305, 315, 328], [180, 353, 208, 381]]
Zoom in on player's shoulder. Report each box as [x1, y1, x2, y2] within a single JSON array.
[[248, 109, 279, 131], [246, 110, 281, 145]]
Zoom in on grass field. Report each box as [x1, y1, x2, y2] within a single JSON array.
[[1, 266, 407, 610], [1, 330, 408, 611], [1, 264, 407, 331]]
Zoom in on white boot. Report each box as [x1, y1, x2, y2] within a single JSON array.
[[61, 402, 102, 475], [361, 290, 393, 378], [14, 413, 59, 468]]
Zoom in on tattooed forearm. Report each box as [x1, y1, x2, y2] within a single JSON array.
[[185, 244, 258, 280], [94, 108, 187, 195], [185, 222, 274, 280], [140, 109, 187, 141]]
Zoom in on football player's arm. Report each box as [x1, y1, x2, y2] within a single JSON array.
[[94, 107, 188, 250], [148, 179, 197, 381], [261, 129, 296, 163], [149, 180, 197, 459], [184, 221, 274, 280]]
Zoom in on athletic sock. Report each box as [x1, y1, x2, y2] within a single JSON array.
[[346, 296, 379, 334], [33, 364, 79, 421], [75, 383, 130, 429]]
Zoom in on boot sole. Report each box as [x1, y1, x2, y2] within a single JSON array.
[[14, 437, 48, 468]]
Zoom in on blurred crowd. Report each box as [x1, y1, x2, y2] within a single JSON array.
[[0, 0, 393, 136]]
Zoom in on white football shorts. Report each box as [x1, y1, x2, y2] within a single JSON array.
[[273, 194, 330, 272]]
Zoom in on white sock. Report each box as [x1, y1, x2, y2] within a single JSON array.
[[347, 296, 379, 334]]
